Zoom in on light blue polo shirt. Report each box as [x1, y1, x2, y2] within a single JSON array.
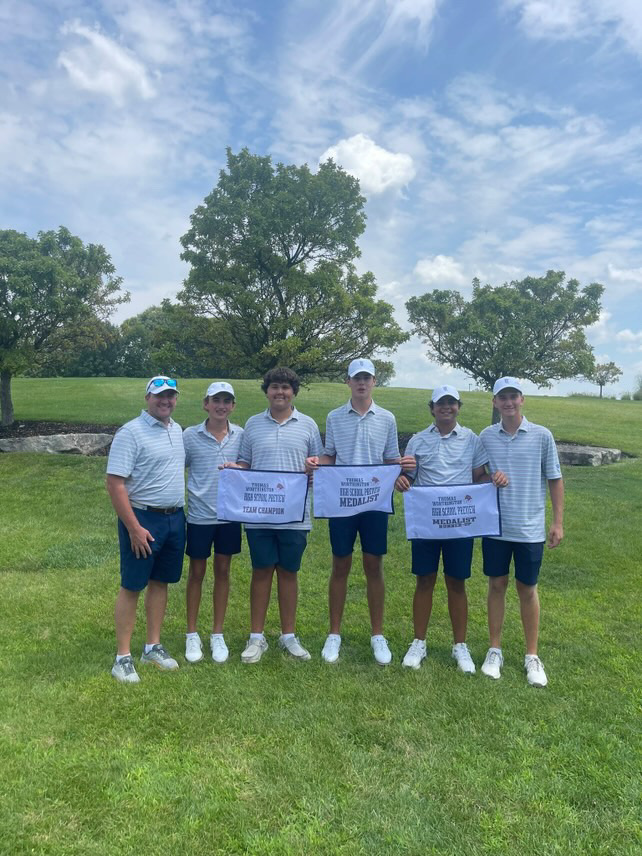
[[324, 400, 400, 465], [406, 423, 488, 486], [184, 420, 244, 524], [480, 416, 562, 543], [106, 410, 185, 508], [238, 407, 323, 530]]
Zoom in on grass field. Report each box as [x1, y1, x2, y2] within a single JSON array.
[[0, 379, 640, 855]]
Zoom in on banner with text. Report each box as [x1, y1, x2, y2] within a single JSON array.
[[313, 464, 401, 518], [403, 482, 501, 540], [217, 468, 309, 525]]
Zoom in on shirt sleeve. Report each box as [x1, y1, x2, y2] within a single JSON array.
[[238, 422, 253, 465], [106, 426, 137, 477], [384, 414, 400, 459], [183, 429, 193, 467], [471, 433, 488, 469], [323, 412, 336, 457], [309, 424, 323, 457], [542, 430, 562, 479]]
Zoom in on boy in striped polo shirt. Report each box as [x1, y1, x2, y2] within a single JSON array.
[[307, 358, 414, 666], [183, 382, 244, 665], [479, 377, 564, 688], [223, 367, 323, 664]]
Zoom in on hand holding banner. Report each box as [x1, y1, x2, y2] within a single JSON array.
[[403, 482, 501, 540], [217, 468, 309, 525], [312, 464, 401, 518]]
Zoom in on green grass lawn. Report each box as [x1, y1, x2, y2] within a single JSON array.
[[0, 379, 640, 855]]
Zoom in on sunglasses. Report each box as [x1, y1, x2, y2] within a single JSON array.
[[148, 378, 178, 390]]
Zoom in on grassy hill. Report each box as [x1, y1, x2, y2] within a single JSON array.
[[0, 378, 639, 855]]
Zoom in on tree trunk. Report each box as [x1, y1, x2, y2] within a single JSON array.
[[599, 385, 603, 398], [1, 369, 14, 426]]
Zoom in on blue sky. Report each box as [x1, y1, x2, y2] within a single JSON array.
[[2, 0, 642, 396]]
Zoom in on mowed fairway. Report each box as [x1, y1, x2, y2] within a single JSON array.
[[0, 379, 640, 855]]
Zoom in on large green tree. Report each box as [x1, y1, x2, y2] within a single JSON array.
[[406, 270, 604, 420], [0, 227, 128, 424], [587, 361, 622, 398], [179, 148, 407, 378]]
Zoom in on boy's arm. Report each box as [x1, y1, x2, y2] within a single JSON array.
[[547, 477, 564, 548]]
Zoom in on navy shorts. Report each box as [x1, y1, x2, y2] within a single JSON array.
[[411, 538, 474, 580], [329, 511, 389, 557], [118, 508, 186, 592], [245, 528, 308, 573], [482, 538, 544, 586], [186, 522, 242, 559]]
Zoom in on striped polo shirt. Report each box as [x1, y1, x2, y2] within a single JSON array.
[[324, 400, 400, 465], [406, 423, 488, 486], [106, 410, 185, 508], [238, 407, 323, 530], [480, 416, 562, 543], [184, 420, 244, 524]]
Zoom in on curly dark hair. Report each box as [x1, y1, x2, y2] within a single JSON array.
[[261, 367, 301, 395]]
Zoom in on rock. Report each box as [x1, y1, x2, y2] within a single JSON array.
[[0, 433, 114, 456], [556, 442, 621, 466]]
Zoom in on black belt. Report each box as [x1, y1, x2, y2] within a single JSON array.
[[136, 505, 181, 515]]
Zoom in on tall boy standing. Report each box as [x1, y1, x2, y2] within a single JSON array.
[[183, 382, 244, 664], [479, 377, 564, 687], [308, 358, 413, 665], [225, 367, 322, 664]]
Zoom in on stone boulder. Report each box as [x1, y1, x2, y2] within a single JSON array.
[[556, 442, 621, 466], [0, 433, 114, 456]]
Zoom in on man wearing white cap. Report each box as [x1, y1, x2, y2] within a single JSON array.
[[183, 382, 244, 665], [307, 358, 414, 665], [395, 385, 507, 673], [106, 375, 186, 684], [479, 377, 564, 687]]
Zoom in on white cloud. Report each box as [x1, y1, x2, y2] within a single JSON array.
[[615, 328, 642, 350], [504, 0, 642, 59], [58, 21, 156, 104], [413, 254, 467, 286], [447, 76, 519, 128], [320, 134, 415, 194], [608, 263, 642, 284]]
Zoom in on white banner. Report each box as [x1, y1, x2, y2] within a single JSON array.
[[313, 464, 401, 518], [403, 482, 501, 540], [217, 468, 309, 525]]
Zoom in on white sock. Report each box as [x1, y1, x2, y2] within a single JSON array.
[[116, 653, 131, 662], [488, 646, 502, 655], [249, 632, 265, 642], [280, 632, 295, 642], [210, 633, 224, 640], [326, 633, 341, 641], [144, 643, 156, 654], [186, 632, 199, 640]]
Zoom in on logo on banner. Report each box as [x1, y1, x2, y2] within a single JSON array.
[[241, 478, 287, 516]]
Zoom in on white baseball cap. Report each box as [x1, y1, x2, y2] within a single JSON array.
[[431, 385, 460, 403], [206, 381, 235, 398], [347, 358, 376, 377], [146, 376, 179, 395], [492, 376, 523, 395]]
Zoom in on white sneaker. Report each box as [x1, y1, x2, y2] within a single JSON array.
[[525, 655, 548, 687], [279, 635, 311, 661], [185, 634, 204, 663], [210, 635, 229, 664], [452, 642, 476, 674], [111, 655, 140, 684], [321, 634, 341, 664], [402, 639, 426, 670], [371, 635, 392, 666], [481, 648, 503, 679], [241, 637, 268, 664]]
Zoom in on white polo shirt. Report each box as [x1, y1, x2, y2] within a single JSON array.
[[406, 423, 488, 486], [184, 420, 244, 524], [480, 416, 562, 542], [238, 407, 323, 530], [106, 410, 185, 508], [324, 400, 400, 465]]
